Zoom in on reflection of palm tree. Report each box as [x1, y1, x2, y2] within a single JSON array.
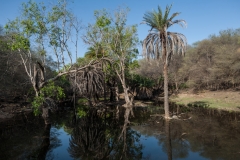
[[68, 108, 143, 159], [142, 4, 187, 118], [68, 109, 110, 159], [165, 120, 172, 160], [156, 119, 189, 160]]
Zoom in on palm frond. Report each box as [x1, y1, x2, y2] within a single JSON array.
[[168, 19, 187, 28], [142, 4, 187, 64], [163, 4, 172, 25]]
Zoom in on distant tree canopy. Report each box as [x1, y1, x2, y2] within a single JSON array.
[[182, 28, 240, 90], [136, 28, 240, 91]]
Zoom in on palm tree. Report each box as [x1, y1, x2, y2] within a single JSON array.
[[70, 63, 104, 106], [142, 4, 187, 119]]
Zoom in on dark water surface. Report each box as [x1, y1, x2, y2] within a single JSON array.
[[1, 105, 240, 160]]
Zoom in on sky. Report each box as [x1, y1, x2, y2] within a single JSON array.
[[0, 0, 240, 58]]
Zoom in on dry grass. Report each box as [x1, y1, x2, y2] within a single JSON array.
[[170, 90, 240, 112]]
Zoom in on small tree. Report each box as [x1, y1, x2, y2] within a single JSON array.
[[4, 0, 84, 123], [142, 5, 187, 119], [83, 8, 138, 108]]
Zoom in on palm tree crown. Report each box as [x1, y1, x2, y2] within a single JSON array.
[[142, 4, 187, 64]]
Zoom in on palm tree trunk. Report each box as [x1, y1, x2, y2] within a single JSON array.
[[162, 30, 170, 119], [164, 64, 170, 118]]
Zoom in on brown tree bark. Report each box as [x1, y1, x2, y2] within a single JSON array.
[[164, 61, 170, 119], [42, 107, 50, 125]]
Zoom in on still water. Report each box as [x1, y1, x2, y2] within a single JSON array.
[[0, 105, 240, 160]]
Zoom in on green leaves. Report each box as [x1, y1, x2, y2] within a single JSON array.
[[31, 81, 65, 115], [130, 74, 155, 88], [94, 10, 111, 28], [10, 34, 30, 51], [96, 16, 111, 28], [143, 4, 184, 31]]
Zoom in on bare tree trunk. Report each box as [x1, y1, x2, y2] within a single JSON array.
[[115, 86, 119, 101], [123, 87, 130, 104], [103, 70, 107, 102], [73, 68, 77, 120], [164, 64, 170, 119], [116, 65, 132, 106], [116, 105, 119, 120], [42, 107, 50, 125]]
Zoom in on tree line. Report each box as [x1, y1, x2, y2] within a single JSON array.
[[134, 28, 240, 94]]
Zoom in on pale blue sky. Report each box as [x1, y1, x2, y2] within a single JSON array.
[[0, 0, 239, 58]]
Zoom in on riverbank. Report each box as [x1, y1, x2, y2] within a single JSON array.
[[1, 90, 240, 122], [0, 100, 32, 123], [170, 90, 240, 112]]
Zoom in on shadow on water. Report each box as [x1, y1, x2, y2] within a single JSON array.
[[1, 103, 240, 160], [0, 111, 69, 160]]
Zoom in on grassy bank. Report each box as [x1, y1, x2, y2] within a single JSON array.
[[170, 90, 240, 112]]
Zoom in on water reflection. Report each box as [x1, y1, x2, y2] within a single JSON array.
[[36, 124, 51, 159], [68, 108, 143, 159], [1, 105, 240, 160], [131, 105, 240, 160], [0, 112, 70, 160]]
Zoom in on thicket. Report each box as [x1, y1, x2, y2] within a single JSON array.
[[183, 29, 240, 90]]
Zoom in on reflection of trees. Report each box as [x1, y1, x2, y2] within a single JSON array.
[[68, 108, 143, 159], [178, 109, 240, 160], [168, 120, 189, 159], [44, 127, 63, 160], [165, 120, 172, 160], [160, 106, 240, 160], [116, 107, 143, 160], [0, 113, 65, 160], [67, 105, 240, 160], [68, 109, 109, 159], [36, 124, 51, 159], [154, 119, 189, 160]]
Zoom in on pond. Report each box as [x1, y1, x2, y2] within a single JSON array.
[[0, 105, 240, 160]]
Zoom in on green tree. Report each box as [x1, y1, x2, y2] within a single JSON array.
[[142, 5, 187, 119], [180, 28, 240, 90], [83, 8, 139, 108], [3, 0, 88, 124]]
